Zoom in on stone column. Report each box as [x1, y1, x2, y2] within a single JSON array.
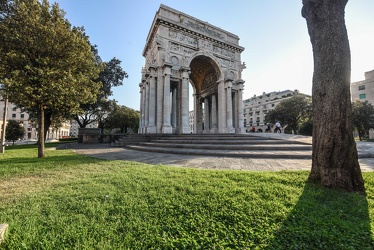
[[211, 94, 218, 133], [226, 81, 234, 133], [217, 80, 226, 133], [236, 81, 245, 133], [156, 68, 164, 133], [194, 94, 203, 134], [171, 87, 177, 132], [144, 82, 149, 132], [204, 97, 210, 133], [138, 83, 144, 133], [180, 69, 190, 133], [147, 71, 157, 133], [162, 66, 172, 133]]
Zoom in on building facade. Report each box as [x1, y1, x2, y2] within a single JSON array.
[[351, 70, 374, 104], [243, 90, 301, 132], [139, 5, 246, 134], [0, 98, 70, 141], [351, 69, 374, 139]]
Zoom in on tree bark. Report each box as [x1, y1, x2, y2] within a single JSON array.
[[38, 105, 45, 158], [302, 0, 365, 192]]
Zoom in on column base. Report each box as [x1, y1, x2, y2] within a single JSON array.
[[161, 124, 173, 134], [210, 128, 218, 134], [179, 126, 191, 134], [235, 127, 246, 134], [146, 125, 157, 134], [227, 127, 235, 133]]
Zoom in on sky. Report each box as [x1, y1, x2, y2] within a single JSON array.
[[54, 0, 374, 110]]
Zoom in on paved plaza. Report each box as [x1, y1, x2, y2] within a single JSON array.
[[61, 134, 374, 172]]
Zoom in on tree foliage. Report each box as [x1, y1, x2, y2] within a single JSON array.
[[106, 104, 139, 134], [5, 120, 25, 145], [0, 0, 102, 157], [352, 100, 374, 141], [72, 45, 128, 129], [265, 95, 312, 134], [302, 0, 365, 192]]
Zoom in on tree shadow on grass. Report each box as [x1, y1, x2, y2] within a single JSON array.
[[266, 182, 373, 249]]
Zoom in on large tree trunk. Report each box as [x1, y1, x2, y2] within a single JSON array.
[[38, 105, 45, 158], [302, 0, 365, 192]]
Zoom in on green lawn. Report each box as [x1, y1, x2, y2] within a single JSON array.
[[0, 145, 373, 249]]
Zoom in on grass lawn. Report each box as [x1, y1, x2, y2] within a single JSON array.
[[0, 145, 373, 249]]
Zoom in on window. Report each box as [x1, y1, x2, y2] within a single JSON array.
[[12, 113, 16, 118], [358, 85, 365, 90], [359, 94, 366, 99], [20, 113, 24, 119], [12, 107, 17, 111], [272, 104, 275, 107]]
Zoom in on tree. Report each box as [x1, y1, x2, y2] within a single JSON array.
[[302, 0, 365, 192], [5, 120, 25, 145], [265, 94, 312, 134], [72, 45, 128, 129], [0, 0, 102, 158], [352, 100, 374, 141], [106, 105, 140, 134]]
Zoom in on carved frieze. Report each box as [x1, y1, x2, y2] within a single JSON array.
[[170, 42, 195, 56], [198, 40, 213, 52], [169, 30, 198, 47], [185, 20, 224, 40], [213, 45, 235, 59], [218, 58, 233, 68]]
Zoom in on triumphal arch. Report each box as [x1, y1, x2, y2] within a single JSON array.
[[138, 5, 246, 134]]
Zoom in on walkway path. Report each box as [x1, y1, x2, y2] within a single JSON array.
[[60, 134, 374, 172]]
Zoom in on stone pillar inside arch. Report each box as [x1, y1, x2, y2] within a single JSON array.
[[162, 65, 173, 134], [138, 82, 144, 133], [156, 68, 164, 133], [210, 93, 218, 133], [194, 94, 203, 134], [147, 69, 157, 133], [179, 68, 191, 134], [171, 86, 177, 133], [235, 80, 245, 133], [203, 96, 210, 133], [225, 80, 235, 133]]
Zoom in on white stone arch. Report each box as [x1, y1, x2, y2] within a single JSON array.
[[138, 4, 245, 134]]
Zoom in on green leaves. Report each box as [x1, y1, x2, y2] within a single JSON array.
[[5, 120, 25, 144], [0, 0, 102, 157], [352, 100, 374, 141], [265, 94, 312, 134]]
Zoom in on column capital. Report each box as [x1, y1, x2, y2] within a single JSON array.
[[180, 67, 191, 79], [225, 81, 232, 89], [163, 65, 172, 76]]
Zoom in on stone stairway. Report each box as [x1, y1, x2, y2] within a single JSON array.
[[111, 134, 312, 159]]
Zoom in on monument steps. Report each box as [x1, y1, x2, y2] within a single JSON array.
[[135, 142, 311, 151], [113, 134, 312, 159]]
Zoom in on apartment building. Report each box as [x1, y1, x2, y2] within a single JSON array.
[[0, 98, 70, 140], [351, 69, 374, 139], [351, 70, 374, 104], [243, 89, 301, 132]]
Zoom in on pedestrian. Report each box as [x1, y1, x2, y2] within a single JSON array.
[[275, 121, 281, 133]]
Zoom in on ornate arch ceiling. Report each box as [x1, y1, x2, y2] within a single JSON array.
[[190, 56, 220, 93]]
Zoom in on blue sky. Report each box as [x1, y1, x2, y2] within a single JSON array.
[[54, 0, 374, 110]]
